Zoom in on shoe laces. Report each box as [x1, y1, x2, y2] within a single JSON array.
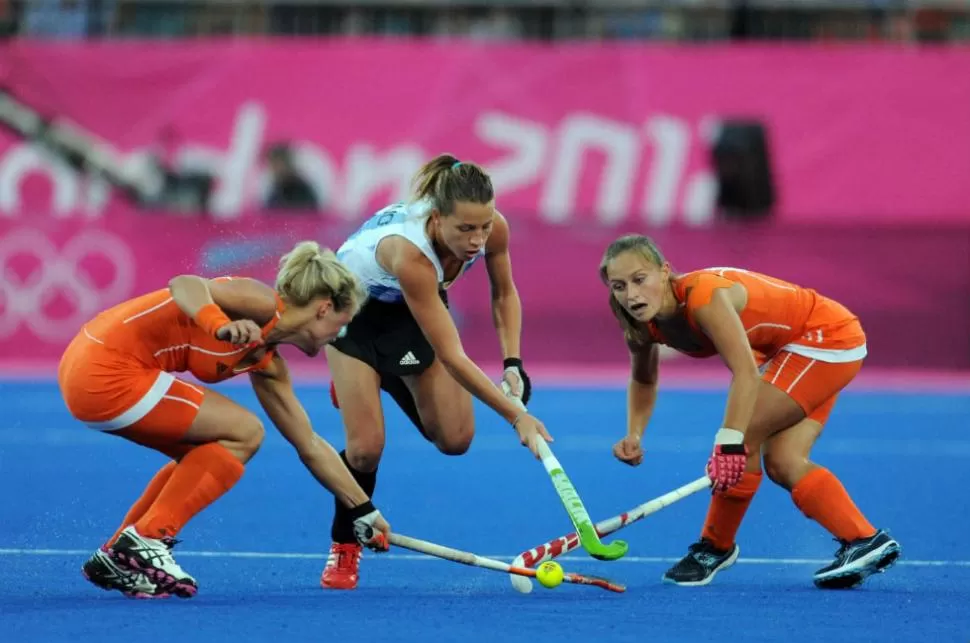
[[689, 539, 722, 555], [161, 537, 182, 551], [831, 537, 851, 558], [141, 537, 181, 568], [686, 539, 726, 567], [330, 543, 361, 570]]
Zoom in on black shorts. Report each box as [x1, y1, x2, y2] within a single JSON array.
[[329, 290, 448, 377]]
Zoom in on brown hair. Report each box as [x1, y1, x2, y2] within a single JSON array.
[[598, 234, 668, 346], [411, 153, 494, 215], [276, 241, 367, 314]]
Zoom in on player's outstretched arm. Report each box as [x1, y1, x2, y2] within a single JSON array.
[[249, 353, 390, 550], [168, 275, 276, 345], [614, 341, 659, 467], [381, 237, 552, 458], [693, 288, 760, 491], [483, 213, 531, 406]]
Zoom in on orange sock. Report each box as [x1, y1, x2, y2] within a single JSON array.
[[701, 471, 762, 551], [135, 443, 245, 540], [104, 461, 178, 549], [791, 467, 876, 542]]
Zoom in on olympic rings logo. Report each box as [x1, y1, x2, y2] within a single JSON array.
[[0, 228, 135, 341]]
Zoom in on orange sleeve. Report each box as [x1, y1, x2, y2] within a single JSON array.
[[684, 273, 735, 312]]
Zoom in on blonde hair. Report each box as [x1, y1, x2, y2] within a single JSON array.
[[275, 241, 366, 313], [411, 153, 494, 215], [598, 234, 669, 346]]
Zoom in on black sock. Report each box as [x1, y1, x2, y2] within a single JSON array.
[[331, 450, 378, 544]]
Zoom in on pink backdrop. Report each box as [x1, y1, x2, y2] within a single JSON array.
[[1, 40, 969, 225], [0, 40, 968, 377], [2, 211, 968, 372]]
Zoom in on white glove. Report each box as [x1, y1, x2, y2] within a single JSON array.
[[349, 502, 390, 552], [501, 358, 532, 405]]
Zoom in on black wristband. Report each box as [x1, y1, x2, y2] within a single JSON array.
[[503, 357, 531, 405], [719, 444, 746, 455], [347, 500, 377, 520]]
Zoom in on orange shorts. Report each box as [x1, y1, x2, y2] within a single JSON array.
[[759, 350, 862, 425], [58, 329, 205, 457]]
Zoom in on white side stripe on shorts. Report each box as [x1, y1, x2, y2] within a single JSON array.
[[84, 372, 175, 432], [174, 380, 203, 396], [770, 352, 792, 385], [162, 394, 200, 410], [786, 359, 817, 394]]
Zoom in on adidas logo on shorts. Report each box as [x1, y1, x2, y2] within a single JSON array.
[[399, 351, 420, 366]]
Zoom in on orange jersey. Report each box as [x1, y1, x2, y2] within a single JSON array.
[[646, 268, 866, 364], [81, 277, 284, 383]]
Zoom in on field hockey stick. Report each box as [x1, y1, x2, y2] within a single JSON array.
[[534, 438, 630, 562], [509, 475, 712, 593], [388, 533, 625, 593], [508, 394, 629, 562]]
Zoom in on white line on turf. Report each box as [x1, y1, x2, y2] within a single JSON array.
[[0, 548, 964, 567]]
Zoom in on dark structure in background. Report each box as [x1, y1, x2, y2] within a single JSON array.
[[263, 143, 320, 212], [2, 1, 966, 42], [710, 119, 776, 222], [0, 87, 213, 214]]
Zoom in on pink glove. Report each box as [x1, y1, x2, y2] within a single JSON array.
[[706, 428, 748, 492]]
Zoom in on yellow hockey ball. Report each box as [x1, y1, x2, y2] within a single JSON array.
[[535, 561, 564, 589]]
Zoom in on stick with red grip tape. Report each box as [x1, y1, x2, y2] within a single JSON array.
[[389, 533, 625, 593], [508, 475, 712, 594]]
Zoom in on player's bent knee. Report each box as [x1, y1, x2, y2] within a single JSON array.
[[233, 416, 265, 462], [433, 424, 474, 456], [245, 418, 266, 454], [345, 439, 384, 472], [437, 438, 471, 456], [215, 413, 264, 463], [762, 451, 803, 489]]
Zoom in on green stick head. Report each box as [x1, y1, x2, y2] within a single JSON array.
[[577, 523, 629, 561]]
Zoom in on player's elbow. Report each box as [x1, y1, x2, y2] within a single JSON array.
[[168, 274, 201, 296], [731, 367, 761, 393], [168, 274, 189, 291], [728, 353, 760, 381], [295, 433, 326, 467], [735, 361, 761, 381], [490, 282, 519, 303]]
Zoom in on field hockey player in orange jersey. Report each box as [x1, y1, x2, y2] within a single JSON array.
[[57, 241, 392, 599], [600, 234, 900, 590]]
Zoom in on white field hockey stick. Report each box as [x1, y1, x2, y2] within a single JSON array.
[[509, 475, 712, 593], [389, 533, 625, 593]]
